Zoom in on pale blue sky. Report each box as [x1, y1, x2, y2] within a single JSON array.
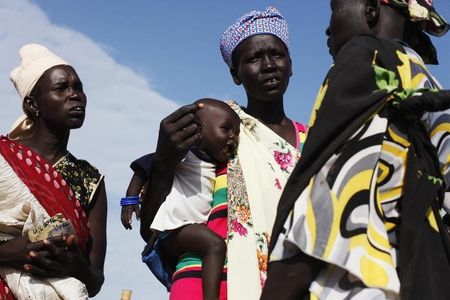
[[1, 1, 450, 299], [32, 1, 450, 124]]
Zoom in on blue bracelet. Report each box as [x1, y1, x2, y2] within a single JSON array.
[[120, 196, 140, 207]]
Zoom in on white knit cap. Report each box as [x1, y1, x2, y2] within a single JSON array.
[[8, 44, 69, 140], [10, 43, 69, 100]]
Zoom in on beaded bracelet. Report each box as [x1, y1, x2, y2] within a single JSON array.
[[120, 196, 140, 207]]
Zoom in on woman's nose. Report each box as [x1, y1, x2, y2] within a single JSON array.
[[262, 55, 275, 70], [325, 27, 331, 37], [68, 87, 82, 100], [68, 87, 86, 105], [69, 90, 78, 98]]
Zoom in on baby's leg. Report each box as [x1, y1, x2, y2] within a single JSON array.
[[164, 224, 226, 300]]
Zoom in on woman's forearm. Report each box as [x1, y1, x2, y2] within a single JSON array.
[[140, 159, 176, 242], [75, 262, 104, 297], [0, 237, 28, 268], [139, 103, 202, 241]]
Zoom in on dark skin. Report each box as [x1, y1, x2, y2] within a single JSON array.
[[231, 34, 296, 147], [140, 34, 296, 300], [193, 98, 240, 162], [121, 173, 145, 230], [326, 0, 406, 59], [0, 65, 107, 297], [158, 98, 239, 300], [140, 34, 296, 240], [163, 224, 226, 300], [140, 103, 203, 242], [262, 1, 423, 299], [122, 98, 238, 298]]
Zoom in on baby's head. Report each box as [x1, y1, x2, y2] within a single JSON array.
[[194, 98, 240, 163]]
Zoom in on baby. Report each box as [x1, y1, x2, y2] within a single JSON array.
[[122, 99, 240, 299]]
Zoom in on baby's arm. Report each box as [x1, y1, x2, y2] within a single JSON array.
[[121, 173, 146, 230]]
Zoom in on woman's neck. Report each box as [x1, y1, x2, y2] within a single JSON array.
[[22, 127, 70, 165], [245, 98, 297, 147], [246, 98, 288, 125], [373, 5, 406, 40]]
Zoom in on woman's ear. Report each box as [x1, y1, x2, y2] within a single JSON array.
[[289, 58, 293, 77], [23, 96, 39, 118], [366, 0, 381, 24], [230, 68, 242, 85]]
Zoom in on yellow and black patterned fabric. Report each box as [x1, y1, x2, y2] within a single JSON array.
[[271, 35, 450, 299]]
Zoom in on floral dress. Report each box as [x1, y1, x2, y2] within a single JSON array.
[[169, 101, 307, 300], [225, 101, 307, 299]]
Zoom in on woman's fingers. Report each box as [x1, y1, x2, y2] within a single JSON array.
[[177, 133, 202, 152], [26, 237, 65, 251], [161, 103, 203, 134], [28, 235, 79, 265], [398, 90, 450, 115], [24, 263, 49, 277], [167, 123, 201, 149], [26, 250, 63, 274], [64, 234, 79, 251], [156, 104, 203, 166], [163, 110, 198, 134], [41, 239, 67, 263], [162, 103, 199, 124]]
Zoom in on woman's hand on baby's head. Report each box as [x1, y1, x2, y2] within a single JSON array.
[[155, 103, 203, 169]]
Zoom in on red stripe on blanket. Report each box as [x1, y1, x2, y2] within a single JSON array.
[[0, 136, 89, 251]]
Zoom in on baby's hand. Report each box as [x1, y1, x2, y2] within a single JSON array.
[[121, 205, 141, 230]]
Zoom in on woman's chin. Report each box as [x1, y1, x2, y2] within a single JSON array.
[[68, 120, 85, 130]]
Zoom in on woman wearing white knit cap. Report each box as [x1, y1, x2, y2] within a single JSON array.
[[0, 44, 107, 299]]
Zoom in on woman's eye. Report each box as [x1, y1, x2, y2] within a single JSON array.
[[53, 83, 67, 91], [272, 50, 285, 58]]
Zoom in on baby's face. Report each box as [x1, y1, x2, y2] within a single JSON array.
[[198, 105, 240, 163]]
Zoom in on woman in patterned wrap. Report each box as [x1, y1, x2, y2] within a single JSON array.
[[0, 44, 107, 299], [139, 6, 308, 300], [264, 0, 450, 299]]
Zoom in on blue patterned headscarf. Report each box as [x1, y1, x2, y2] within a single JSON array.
[[219, 6, 289, 68]]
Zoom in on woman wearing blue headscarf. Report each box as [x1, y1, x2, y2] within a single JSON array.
[[138, 6, 307, 300]]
